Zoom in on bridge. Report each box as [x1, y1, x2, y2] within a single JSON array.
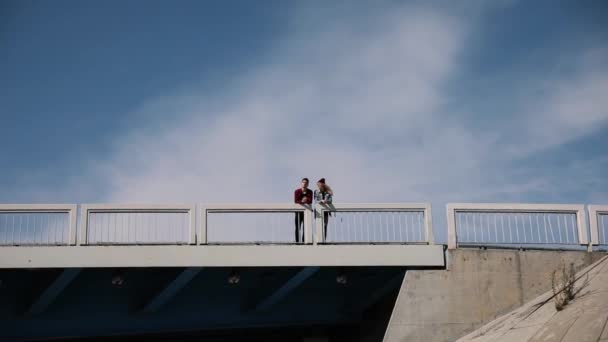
[[0, 202, 606, 341]]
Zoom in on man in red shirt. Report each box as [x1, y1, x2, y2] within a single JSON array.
[[294, 178, 313, 243]]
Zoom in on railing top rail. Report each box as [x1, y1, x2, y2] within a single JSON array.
[[0, 204, 77, 212], [81, 204, 195, 211], [203, 203, 310, 211], [202, 203, 430, 211], [447, 203, 585, 212], [588, 205, 608, 213], [317, 203, 431, 210]]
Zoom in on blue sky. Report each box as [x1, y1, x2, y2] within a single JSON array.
[[1, 0, 607, 216]]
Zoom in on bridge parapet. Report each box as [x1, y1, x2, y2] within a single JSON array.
[[0, 203, 433, 246], [446, 203, 607, 251], [588, 205, 608, 247]]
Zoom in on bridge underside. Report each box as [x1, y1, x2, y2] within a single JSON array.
[[0, 266, 407, 341]]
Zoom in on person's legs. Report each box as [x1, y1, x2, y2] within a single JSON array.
[[294, 212, 303, 243], [323, 211, 330, 242]]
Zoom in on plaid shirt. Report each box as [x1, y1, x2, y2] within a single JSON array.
[[314, 190, 332, 204]]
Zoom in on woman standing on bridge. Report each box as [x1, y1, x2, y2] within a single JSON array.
[[314, 178, 333, 242]]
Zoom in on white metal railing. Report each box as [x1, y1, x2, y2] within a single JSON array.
[[447, 203, 589, 250], [1, 202, 604, 250], [588, 205, 608, 247], [0, 205, 77, 245], [201, 203, 312, 244], [80, 204, 195, 245], [314, 203, 433, 244]]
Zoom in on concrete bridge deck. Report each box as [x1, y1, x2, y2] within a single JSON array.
[[0, 202, 606, 341]]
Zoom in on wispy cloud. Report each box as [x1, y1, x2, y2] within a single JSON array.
[[89, 3, 473, 204], [19, 2, 608, 222]]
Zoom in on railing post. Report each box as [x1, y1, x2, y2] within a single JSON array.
[[587, 205, 606, 252], [78, 205, 89, 246], [574, 205, 589, 247], [303, 206, 312, 244], [191, 205, 198, 245], [446, 204, 457, 249], [199, 206, 208, 245], [314, 204, 324, 245], [424, 204, 434, 245], [69, 205, 78, 246]]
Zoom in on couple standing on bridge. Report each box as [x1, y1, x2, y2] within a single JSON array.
[[294, 178, 333, 243]]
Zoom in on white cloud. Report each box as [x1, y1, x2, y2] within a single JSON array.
[[18, 2, 607, 243], [515, 54, 608, 155], [95, 3, 476, 205]]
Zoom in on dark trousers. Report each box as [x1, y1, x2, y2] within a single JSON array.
[[323, 211, 330, 241], [294, 212, 304, 243]]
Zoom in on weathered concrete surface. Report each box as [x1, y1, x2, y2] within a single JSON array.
[[383, 249, 606, 342], [456, 255, 608, 342]]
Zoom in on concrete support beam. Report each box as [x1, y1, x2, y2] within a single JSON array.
[[142, 267, 203, 313], [26, 268, 81, 315], [256, 267, 319, 312], [0, 245, 445, 268]]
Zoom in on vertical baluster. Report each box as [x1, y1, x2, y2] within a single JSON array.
[[124, 212, 129, 244], [534, 213, 540, 243], [548, 214, 556, 243], [44, 214, 49, 245], [521, 213, 526, 243], [64, 214, 69, 245], [522, 213, 527, 243], [31, 214, 36, 244], [40, 214, 44, 244], [485, 213, 490, 243], [88, 213, 95, 244], [542, 213, 547, 243], [0, 214, 5, 245], [97, 213, 103, 244], [52, 213, 58, 245], [167, 212, 172, 243], [498, 213, 503, 243], [19, 214, 23, 244], [344, 212, 349, 243], [395, 212, 401, 243], [507, 214, 512, 243], [275, 212, 280, 243], [10, 214, 15, 245], [374, 212, 379, 243], [557, 213, 563, 244], [127, 212, 132, 244], [36, 213, 47, 245], [401, 211, 414, 242], [563, 215, 569, 244], [568, 214, 576, 244], [338, 211, 343, 243], [355, 212, 359, 243], [472, 213, 477, 243], [349, 212, 354, 243], [0, 214, 6, 245], [493, 214, 498, 244], [96, 213, 101, 244], [356, 212, 361, 243], [480, 213, 485, 242], [416, 211, 421, 242], [514, 214, 519, 243], [464, 213, 469, 242], [26, 214, 31, 244], [104, 212, 110, 244], [601, 215, 606, 244]]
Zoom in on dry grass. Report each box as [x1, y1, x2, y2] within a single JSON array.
[[551, 263, 576, 311]]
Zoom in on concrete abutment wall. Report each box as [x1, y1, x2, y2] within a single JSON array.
[[384, 249, 606, 342]]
